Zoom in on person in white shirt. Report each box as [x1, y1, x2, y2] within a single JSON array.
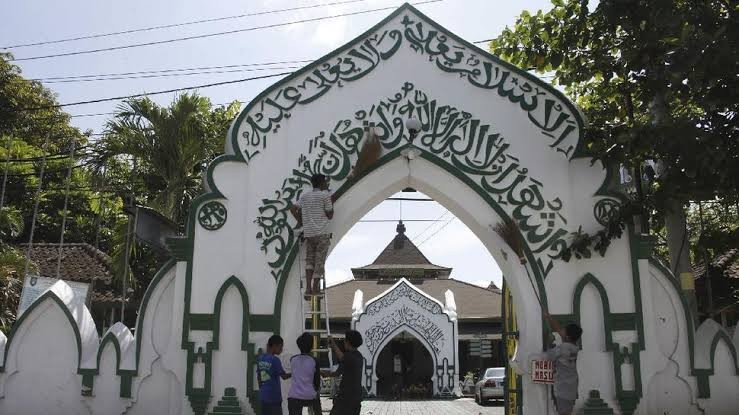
[[543, 312, 583, 415], [290, 174, 333, 299]]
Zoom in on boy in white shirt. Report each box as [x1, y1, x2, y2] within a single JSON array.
[[543, 312, 583, 415]]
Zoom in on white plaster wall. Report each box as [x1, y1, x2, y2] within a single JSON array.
[[577, 284, 618, 410], [128, 264, 187, 415], [699, 340, 739, 414], [86, 341, 131, 415], [639, 263, 703, 415], [0, 299, 89, 415], [210, 286, 251, 413]]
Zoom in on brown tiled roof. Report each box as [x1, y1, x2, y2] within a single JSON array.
[[694, 248, 739, 280], [352, 221, 452, 277], [18, 243, 122, 303], [325, 278, 501, 320]]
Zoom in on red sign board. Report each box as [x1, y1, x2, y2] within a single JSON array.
[[531, 360, 554, 384]]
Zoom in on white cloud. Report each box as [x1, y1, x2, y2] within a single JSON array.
[[326, 267, 354, 287], [310, 17, 349, 48]]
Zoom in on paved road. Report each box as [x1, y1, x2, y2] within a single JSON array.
[[318, 398, 505, 414]]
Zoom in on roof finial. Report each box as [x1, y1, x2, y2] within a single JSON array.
[[396, 220, 406, 235]]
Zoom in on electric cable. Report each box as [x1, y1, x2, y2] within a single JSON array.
[[32, 60, 312, 82], [6, 71, 292, 112], [38, 65, 303, 84], [9, 0, 443, 62], [1, 0, 375, 49]]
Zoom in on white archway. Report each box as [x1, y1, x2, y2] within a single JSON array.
[[350, 278, 459, 397]]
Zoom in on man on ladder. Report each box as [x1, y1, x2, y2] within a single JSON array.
[[290, 173, 333, 300]]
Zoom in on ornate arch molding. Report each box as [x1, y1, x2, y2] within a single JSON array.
[[184, 275, 258, 414], [693, 319, 739, 398], [565, 273, 644, 414], [352, 278, 459, 397], [94, 323, 136, 398], [0, 281, 98, 393]]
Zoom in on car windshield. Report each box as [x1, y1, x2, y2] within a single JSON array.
[[485, 368, 505, 378]]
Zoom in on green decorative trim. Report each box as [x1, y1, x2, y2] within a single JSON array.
[[626, 225, 646, 351], [593, 199, 620, 226], [95, 331, 136, 398], [189, 389, 211, 415], [249, 314, 276, 332], [81, 373, 94, 396], [582, 389, 614, 414], [572, 273, 615, 349], [610, 313, 637, 331], [190, 314, 214, 330], [210, 387, 242, 414], [184, 276, 259, 414], [694, 329, 739, 398], [571, 273, 643, 413], [198, 201, 227, 231], [166, 237, 193, 261], [211, 277, 250, 350], [616, 391, 639, 415], [635, 234, 656, 259]]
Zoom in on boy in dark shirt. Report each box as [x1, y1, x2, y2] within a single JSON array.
[[321, 330, 364, 415], [257, 335, 291, 415]]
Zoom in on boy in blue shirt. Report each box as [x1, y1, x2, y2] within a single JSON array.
[[257, 335, 291, 415]]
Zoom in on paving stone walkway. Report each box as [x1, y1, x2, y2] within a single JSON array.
[[318, 398, 505, 414]]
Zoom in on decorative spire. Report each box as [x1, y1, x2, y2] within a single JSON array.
[[396, 220, 406, 235], [394, 220, 406, 249]]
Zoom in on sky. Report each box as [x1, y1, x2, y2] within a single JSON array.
[[1, 0, 558, 288]]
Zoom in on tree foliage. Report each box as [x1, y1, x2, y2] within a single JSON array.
[[491, 0, 738, 258], [492, 0, 737, 205], [0, 53, 241, 328], [97, 93, 240, 227]]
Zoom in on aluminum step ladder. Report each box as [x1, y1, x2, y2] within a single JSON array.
[[297, 238, 337, 412]]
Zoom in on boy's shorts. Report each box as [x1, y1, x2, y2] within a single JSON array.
[[554, 396, 575, 414]]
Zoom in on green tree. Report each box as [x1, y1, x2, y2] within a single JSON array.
[[98, 93, 240, 227], [0, 53, 119, 248], [490, 0, 738, 296]]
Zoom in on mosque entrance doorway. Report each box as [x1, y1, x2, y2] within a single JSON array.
[[375, 330, 434, 400]]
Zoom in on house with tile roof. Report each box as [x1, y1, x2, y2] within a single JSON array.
[[18, 243, 128, 332], [325, 221, 504, 398], [693, 248, 739, 331]]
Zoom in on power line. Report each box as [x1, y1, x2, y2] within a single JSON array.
[[69, 98, 243, 118], [9, 0, 444, 62], [8, 71, 292, 112], [412, 209, 450, 241], [417, 216, 455, 246], [31, 59, 313, 81], [1, 0, 374, 50], [38, 65, 302, 84]]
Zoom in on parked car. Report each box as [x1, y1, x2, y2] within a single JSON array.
[[474, 367, 506, 405]]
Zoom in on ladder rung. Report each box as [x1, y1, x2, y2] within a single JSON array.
[[312, 348, 331, 353], [304, 329, 328, 333], [305, 311, 326, 315]]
